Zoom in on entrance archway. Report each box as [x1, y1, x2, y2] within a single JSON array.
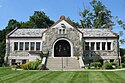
[[54, 40, 71, 57]]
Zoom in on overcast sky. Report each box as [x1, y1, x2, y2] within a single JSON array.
[[0, 0, 125, 48]]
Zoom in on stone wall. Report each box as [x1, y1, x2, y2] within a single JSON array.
[[42, 27, 83, 57], [83, 39, 119, 64]]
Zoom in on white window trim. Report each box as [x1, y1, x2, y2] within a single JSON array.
[[84, 41, 113, 51]]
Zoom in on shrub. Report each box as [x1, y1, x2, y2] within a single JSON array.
[[122, 63, 125, 68], [21, 59, 41, 70], [111, 62, 118, 69], [28, 60, 41, 70], [20, 62, 30, 70], [90, 62, 102, 69], [104, 62, 113, 69]]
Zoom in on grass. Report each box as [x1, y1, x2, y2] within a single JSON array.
[[0, 67, 125, 83]]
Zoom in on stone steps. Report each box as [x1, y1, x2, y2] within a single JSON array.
[[46, 57, 81, 70]]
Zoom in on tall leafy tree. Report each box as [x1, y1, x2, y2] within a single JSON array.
[[80, 0, 114, 28], [80, 0, 125, 44], [21, 11, 54, 28]]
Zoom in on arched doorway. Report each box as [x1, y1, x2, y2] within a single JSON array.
[[54, 40, 71, 57]]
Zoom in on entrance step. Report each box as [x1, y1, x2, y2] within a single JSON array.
[[46, 57, 82, 70]]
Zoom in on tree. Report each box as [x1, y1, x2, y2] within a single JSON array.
[[67, 17, 82, 28], [21, 11, 54, 28], [80, 0, 125, 45], [80, 0, 114, 28], [120, 48, 125, 63]]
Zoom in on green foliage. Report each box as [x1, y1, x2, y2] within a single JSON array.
[[111, 62, 117, 66], [121, 63, 125, 68], [80, 0, 114, 28], [120, 48, 125, 57], [120, 48, 125, 63], [21, 11, 54, 28], [20, 59, 41, 70], [111, 62, 118, 69], [104, 62, 113, 69], [67, 17, 81, 28], [90, 62, 102, 69], [115, 16, 125, 30], [20, 62, 30, 70]]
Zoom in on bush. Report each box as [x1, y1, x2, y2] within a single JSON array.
[[20, 62, 30, 70], [90, 62, 102, 69], [21, 59, 41, 70], [111, 62, 118, 69], [122, 63, 125, 68], [104, 62, 113, 69], [28, 60, 41, 70]]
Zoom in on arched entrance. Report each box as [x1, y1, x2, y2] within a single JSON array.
[[54, 40, 71, 57]]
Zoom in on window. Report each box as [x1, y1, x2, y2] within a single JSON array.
[[19, 42, 23, 50], [30, 42, 35, 50], [85, 42, 89, 50], [25, 42, 29, 50], [96, 42, 100, 50], [63, 29, 65, 34], [107, 42, 111, 50], [11, 59, 16, 65], [14, 42, 18, 50], [61, 23, 65, 28], [102, 42, 106, 50], [59, 29, 61, 34], [36, 42, 40, 50], [22, 60, 27, 64], [110, 59, 114, 62], [91, 42, 95, 50]]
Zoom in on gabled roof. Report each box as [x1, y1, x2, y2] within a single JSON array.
[[79, 28, 118, 38], [9, 28, 46, 38], [43, 16, 83, 34]]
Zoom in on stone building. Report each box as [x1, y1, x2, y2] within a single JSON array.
[[5, 16, 120, 69]]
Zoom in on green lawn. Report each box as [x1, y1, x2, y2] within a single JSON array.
[[0, 67, 125, 83]]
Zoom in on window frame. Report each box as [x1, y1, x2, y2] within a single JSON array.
[[96, 42, 100, 50], [91, 42, 95, 51], [102, 42, 106, 50], [25, 42, 29, 51], [36, 42, 41, 51], [85, 42, 89, 50], [107, 42, 111, 50], [19, 42, 24, 50], [30, 42, 35, 51], [14, 42, 18, 51]]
